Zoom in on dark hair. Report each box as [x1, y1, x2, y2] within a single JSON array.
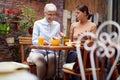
[[76, 4, 91, 19]]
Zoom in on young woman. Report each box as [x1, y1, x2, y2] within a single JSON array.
[[66, 4, 96, 80]]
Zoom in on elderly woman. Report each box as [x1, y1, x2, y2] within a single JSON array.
[[27, 3, 61, 80]]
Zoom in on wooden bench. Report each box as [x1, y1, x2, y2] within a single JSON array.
[[18, 36, 36, 74]]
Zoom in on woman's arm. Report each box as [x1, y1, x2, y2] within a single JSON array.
[[90, 23, 96, 33]]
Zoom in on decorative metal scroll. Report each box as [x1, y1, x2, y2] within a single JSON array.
[[76, 20, 120, 80]]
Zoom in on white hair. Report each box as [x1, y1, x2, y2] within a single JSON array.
[[44, 3, 57, 12]]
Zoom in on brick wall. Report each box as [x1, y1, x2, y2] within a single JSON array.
[[0, 0, 64, 61]]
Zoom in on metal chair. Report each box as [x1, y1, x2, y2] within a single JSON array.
[[62, 21, 120, 80]]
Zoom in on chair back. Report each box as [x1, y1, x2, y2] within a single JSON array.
[[76, 21, 120, 80], [18, 36, 32, 62]]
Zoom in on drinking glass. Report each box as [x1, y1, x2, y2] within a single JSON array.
[[63, 36, 69, 45], [38, 36, 44, 45]]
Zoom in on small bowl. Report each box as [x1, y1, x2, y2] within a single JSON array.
[[50, 38, 61, 46]]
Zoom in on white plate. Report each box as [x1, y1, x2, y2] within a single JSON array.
[[65, 41, 80, 46], [0, 62, 29, 73]]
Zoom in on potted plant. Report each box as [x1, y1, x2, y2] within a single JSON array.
[[0, 7, 22, 35], [0, 9, 10, 35], [18, 4, 35, 35]]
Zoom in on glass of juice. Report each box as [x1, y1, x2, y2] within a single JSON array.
[[63, 36, 69, 45], [38, 36, 44, 45]]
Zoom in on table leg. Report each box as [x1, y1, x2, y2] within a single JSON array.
[[45, 49, 49, 77], [45, 50, 57, 80], [45, 49, 66, 80], [53, 50, 56, 80], [57, 50, 62, 80]]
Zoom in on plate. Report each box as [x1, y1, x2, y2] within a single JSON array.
[[65, 40, 94, 47], [0, 62, 29, 74], [65, 41, 80, 46]]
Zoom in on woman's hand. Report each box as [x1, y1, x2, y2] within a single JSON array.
[[58, 32, 65, 37], [44, 41, 49, 45], [51, 36, 60, 40]]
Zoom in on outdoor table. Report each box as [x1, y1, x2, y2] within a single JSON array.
[[28, 45, 76, 79]]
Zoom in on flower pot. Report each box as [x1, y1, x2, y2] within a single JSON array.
[[6, 37, 15, 46]]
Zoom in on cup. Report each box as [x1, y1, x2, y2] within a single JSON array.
[[38, 36, 44, 45], [63, 36, 69, 45]]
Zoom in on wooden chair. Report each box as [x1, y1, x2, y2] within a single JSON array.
[[62, 21, 120, 80], [62, 47, 103, 80], [18, 36, 36, 74]]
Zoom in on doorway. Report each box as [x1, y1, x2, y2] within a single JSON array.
[[113, 0, 120, 24]]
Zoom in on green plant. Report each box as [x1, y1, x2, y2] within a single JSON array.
[[0, 12, 10, 35], [18, 4, 35, 33], [18, 16, 30, 32], [0, 23, 10, 35], [0, 13, 8, 23]]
